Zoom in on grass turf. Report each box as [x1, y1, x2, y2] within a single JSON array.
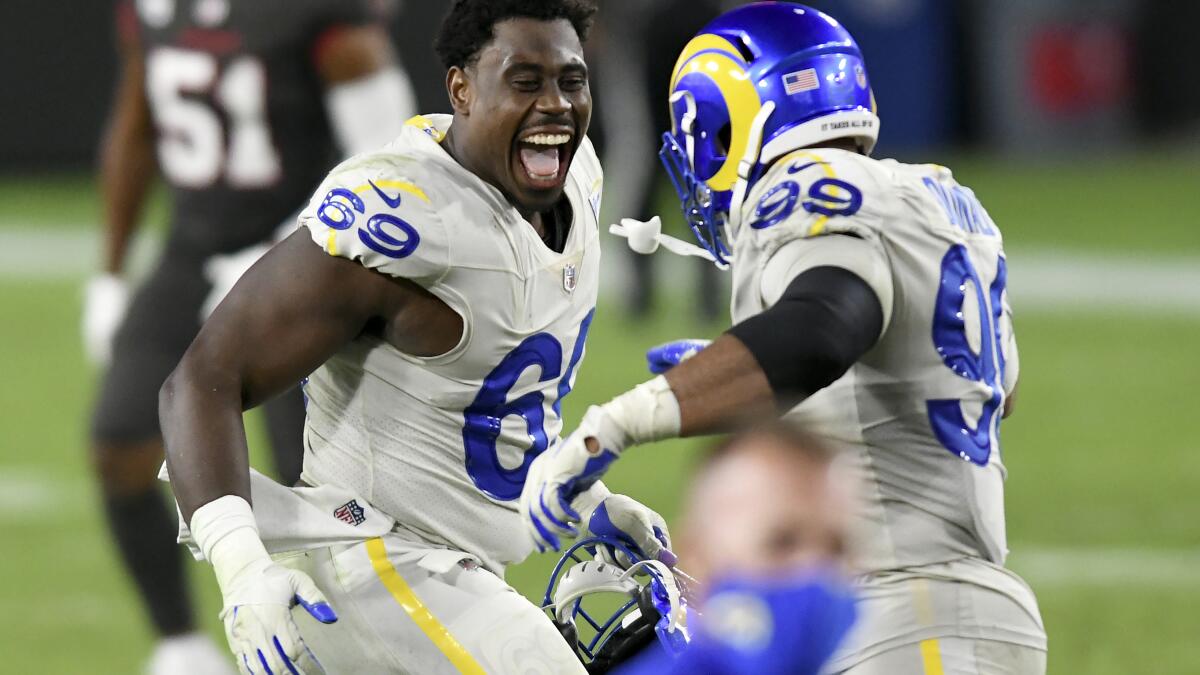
[[1, 154, 1198, 673]]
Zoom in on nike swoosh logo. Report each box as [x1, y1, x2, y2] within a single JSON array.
[[369, 180, 403, 209], [788, 161, 830, 174]]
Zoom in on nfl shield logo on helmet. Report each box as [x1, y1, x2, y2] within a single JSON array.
[[563, 263, 578, 294]]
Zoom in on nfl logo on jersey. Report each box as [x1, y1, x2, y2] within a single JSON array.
[[563, 264, 578, 293], [333, 499, 366, 526]]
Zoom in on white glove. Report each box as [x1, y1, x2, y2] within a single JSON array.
[[191, 496, 336, 675], [521, 406, 629, 552], [522, 378, 682, 553], [201, 243, 271, 319], [82, 274, 130, 366], [576, 487, 676, 568]]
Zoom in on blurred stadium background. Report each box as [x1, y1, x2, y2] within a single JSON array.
[[2, 0, 1198, 672]]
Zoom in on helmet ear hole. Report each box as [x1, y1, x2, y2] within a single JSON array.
[[728, 33, 756, 62], [717, 124, 732, 156]]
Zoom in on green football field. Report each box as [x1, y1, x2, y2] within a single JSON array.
[[1, 152, 1198, 673]]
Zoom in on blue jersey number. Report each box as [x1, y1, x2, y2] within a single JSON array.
[[317, 188, 363, 231], [749, 177, 863, 230], [463, 310, 594, 500], [927, 246, 1008, 466], [317, 187, 420, 259]]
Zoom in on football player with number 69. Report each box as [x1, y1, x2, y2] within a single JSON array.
[[522, 4, 1047, 673], [160, 1, 671, 673]]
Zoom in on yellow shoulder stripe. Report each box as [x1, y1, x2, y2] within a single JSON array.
[[405, 115, 447, 143], [776, 150, 838, 236], [366, 537, 486, 674], [778, 150, 836, 178], [352, 180, 431, 204]]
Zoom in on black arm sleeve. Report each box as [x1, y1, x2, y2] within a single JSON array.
[[726, 265, 884, 409]]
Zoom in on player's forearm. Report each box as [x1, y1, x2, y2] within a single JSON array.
[[100, 131, 154, 274], [665, 334, 777, 437], [626, 267, 884, 440], [99, 58, 155, 275], [160, 357, 254, 525], [578, 336, 773, 455], [316, 24, 412, 156]]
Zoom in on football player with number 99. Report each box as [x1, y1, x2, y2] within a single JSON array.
[[521, 4, 1046, 674]]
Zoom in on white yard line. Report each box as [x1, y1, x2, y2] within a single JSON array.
[[1, 470, 1195, 588], [0, 229, 162, 282], [0, 471, 86, 521], [1008, 546, 1200, 587], [2, 228, 1199, 315], [1009, 249, 1200, 316], [604, 242, 1200, 316]]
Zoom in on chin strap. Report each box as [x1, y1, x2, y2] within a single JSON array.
[[727, 101, 777, 241], [609, 217, 730, 269], [621, 560, 687, 635]]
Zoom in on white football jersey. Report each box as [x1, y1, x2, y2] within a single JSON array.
[[296, 114, 602, 574], [731, 147, 1021, 573]]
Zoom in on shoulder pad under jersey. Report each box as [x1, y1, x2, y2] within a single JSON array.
[[568, 136, 604, 223], [742, 148, 887, 246], [298, 153, 449, 283], [572, 136, 603, 186]]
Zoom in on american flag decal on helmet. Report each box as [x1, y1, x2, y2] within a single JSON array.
[[783, 68, 820, 95], [334, 499, 366, 526]]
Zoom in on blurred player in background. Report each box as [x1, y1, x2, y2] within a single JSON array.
[[618, 423, 858, 675], [588, 0, 726, 320], [159, 1, 672, 673], [85, 0, 414, 671], [523, 3, 1047, 673]]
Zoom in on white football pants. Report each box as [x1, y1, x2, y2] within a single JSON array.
[[837, 638, 1046, 675], [825, 564, 1046, 675], [273, 533, 586, 674]]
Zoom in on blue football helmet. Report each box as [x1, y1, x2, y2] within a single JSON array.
[[544, 535, 694, 669], [660, 2, 879, 265]]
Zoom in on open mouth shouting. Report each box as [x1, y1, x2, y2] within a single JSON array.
[[514, 126, 575, 195]]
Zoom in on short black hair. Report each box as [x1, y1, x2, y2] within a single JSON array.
[[434, 0, 598, 70]]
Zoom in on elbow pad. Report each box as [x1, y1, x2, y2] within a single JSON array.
[[727, 266, 884, 406]]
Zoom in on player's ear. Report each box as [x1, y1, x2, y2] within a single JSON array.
[[446, 66, 471, 115]]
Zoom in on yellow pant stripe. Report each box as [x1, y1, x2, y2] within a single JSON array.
[[919, 638, 946, 675], [365, 537, 485, 674]]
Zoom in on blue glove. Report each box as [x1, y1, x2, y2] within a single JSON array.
[[646, 339, 711, 374]]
